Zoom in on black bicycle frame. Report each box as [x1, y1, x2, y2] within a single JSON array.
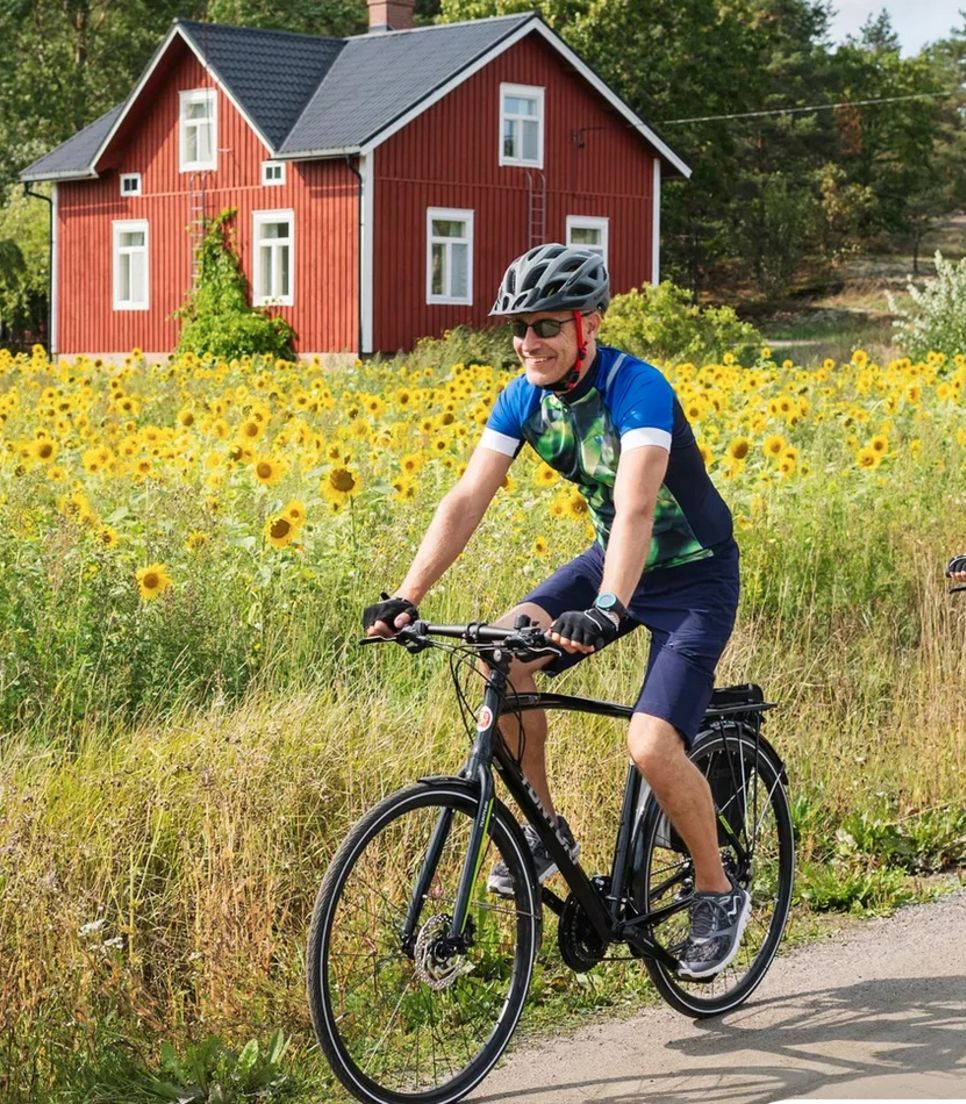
[[397, 626, 776, 971]]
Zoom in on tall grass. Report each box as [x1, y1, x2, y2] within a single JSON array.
[[1, 343, 964, 1100]]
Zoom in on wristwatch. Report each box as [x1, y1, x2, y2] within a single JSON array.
[[593, 592, 628, 620]]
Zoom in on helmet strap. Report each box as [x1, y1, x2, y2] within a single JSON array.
[[547, 311, 587, 394]]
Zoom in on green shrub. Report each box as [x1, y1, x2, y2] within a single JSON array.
[[599, 281, 762, 366], [890, 251, 966, 359], [176, 209, 296, 361], [392, 322, 516, 372]]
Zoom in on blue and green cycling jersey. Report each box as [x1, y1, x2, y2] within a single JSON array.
[[481, 345, 732, 570]]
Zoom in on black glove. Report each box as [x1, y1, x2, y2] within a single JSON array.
[[362, 592, 419, 633], [550, 607, 620, 650], [945, 554, 966, 577]]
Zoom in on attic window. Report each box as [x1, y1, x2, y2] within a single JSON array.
[[179, 88, 217, 172], [500, 83, 544, 168], [120, 173, 141, 197], [262, 160, 286, 186]]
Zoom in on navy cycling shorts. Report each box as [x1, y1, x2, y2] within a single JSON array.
[[519, 538, 740, 745]]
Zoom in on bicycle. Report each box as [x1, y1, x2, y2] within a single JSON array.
[[307, 618, 795, 1104]]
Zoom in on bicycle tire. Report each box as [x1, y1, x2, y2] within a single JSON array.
[[634, 724, 794, 1017], [307, 780, 541, 1104]]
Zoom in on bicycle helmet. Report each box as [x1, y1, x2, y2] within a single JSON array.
[[489, 243, 610, 316]]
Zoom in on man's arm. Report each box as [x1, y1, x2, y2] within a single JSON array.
[[394, 444, 513, 606], [599, 443, 669, 603]]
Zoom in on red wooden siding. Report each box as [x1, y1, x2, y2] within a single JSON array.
[[372, 33, 655, 352], [57, 39, 358, 355]]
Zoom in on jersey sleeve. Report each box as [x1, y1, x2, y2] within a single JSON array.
[[605, 357, 675, 452], [480, 376, 526, 457]]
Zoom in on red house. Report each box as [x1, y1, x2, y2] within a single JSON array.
[[21, 5, 690, 359]]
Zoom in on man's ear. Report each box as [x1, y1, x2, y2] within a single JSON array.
[[584, 311, 603, 339]]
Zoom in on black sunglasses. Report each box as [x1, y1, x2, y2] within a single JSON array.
[[510, 317, 576, 339]]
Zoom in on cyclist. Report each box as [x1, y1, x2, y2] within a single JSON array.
[[947, 554, 966, 584], [364, 243, 748, 978]]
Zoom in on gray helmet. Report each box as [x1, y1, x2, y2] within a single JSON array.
[[490, 243, 610, 316]]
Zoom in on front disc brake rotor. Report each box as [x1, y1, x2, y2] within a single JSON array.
[[413, 914, 476, 991]]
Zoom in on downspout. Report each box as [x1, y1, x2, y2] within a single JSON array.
[[346, 154, 364, 358], [22, 182, 54, 355]]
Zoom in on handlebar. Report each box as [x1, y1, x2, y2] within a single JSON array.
[[360, 619, 560, 659]]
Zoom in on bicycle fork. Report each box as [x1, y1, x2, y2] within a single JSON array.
[[400, 677, 503, 954]]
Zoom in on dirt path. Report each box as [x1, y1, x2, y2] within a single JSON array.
[[473, 891, 966, 1103]]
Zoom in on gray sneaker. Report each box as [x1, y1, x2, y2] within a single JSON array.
[[677, 881, 751, 979], [487, 816, 579, 897]]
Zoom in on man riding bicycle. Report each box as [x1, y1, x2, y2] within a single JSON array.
[[364, 243, 748, 978]]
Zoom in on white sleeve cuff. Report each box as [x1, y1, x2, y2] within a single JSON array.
[[479, 427, 521, 456], [621, 426, 672, 452]]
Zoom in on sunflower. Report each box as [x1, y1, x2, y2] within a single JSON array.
[[96, 526, 119, 548], [321, 466, 362, 505], [282, 498, 307, 528], [252, 455, 285, 487], [869, 434, 889, 455], [532, 536, 550, 557], [238, 417, 264, 442], [762, 434, 786, 459], [399, 452, 424, 477], [533, 462, 560, 487], [566, 492, 588, 520], [33, 438, 58, 463], [136, 562, 172, 601], [265, 514, 296, 548], [726, 437, 751, 461], [185, 530, 209, 552], [856, 446, 880, 470]]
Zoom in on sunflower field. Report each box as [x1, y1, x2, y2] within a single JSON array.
[[1, 340, 964, 1101]]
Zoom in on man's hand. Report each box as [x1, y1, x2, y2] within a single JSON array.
[[363, 592, 419, 637], [549, 608, 620, 653], [946, 554, 966, 583]]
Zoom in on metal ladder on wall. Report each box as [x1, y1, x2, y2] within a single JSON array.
[[526, 169, 546, 249], [187, 171, 208, 285]]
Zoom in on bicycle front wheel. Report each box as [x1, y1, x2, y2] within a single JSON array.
[[307, 781, 541, 1104], [635, 725, 794, 1017]]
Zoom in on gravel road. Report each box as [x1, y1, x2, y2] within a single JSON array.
[[473, 890, 966, 1103]]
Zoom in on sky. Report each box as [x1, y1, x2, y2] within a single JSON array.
[[826, 0, 964, 54]]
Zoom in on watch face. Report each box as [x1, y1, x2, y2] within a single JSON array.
[[595, 593, 618, 610]]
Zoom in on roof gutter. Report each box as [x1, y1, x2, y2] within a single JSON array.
[[20, 169, 98, 184], [22, 183, 54, 354]]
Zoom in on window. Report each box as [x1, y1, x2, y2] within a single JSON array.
[[500, 83, 544, 167], [426, 208, 473, 305], [253, 210, 294, 306], [179, 88, 217, 172], [262, 160, 286, 186], [113, 220, 148, 310], [120, 173, 142, 197], [566, 215, 609, 266]]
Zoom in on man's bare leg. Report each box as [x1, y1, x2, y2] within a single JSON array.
[[627, 711, 730, 893]]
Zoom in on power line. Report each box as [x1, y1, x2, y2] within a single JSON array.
[[660, 90, 955, 125]]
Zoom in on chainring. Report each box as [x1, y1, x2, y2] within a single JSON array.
[[557, 890, 608, 972]]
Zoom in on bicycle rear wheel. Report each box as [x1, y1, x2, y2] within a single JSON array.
[[634, 724, 794, 1016], [307, 781, 541, 1104]]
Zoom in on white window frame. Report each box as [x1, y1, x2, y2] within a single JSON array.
[[499, 82, 544, 168], [252, 209, 294, 307], [119, 173, 142, 197], [261, 160, 286, 186], [566, 215, 609, 267], [112, 219, 149, 311], [426, 207, 474, 306], [179, 88, 217, 172]]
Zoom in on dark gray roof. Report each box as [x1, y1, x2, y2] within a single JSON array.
[[21, 13, 688, 181], [21, 106, 122, 181], [280, 14, 535, 154], [177, 21, 345, 149]]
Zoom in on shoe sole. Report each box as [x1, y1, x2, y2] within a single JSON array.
[[676, 891, 752, 980], [486, 846, 580, 898]]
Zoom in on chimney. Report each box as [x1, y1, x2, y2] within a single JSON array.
[[367, 0, 414, 32]]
